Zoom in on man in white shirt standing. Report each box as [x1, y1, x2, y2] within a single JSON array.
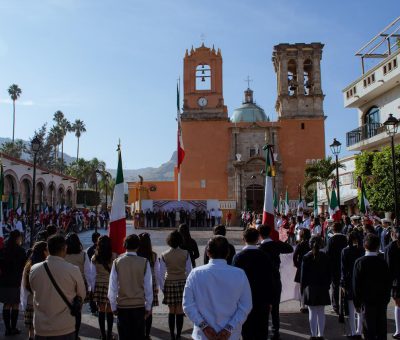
[[183, 236, 252, 340], [108, 234, 153, 340]]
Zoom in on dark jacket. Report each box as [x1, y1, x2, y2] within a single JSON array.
[[293, 240, 310, 283], [232, 247, 274, 307], [385, 241, 400, 295], [326, 233, 347, 280], [0, 245, 27, 287], [353, 254, 391, 308], [300, 250, 331, 306], [181, 238, 200, 268], [204, 243, 236, 265], [258, 239, 293, 279], [340, 245, 365, 299]]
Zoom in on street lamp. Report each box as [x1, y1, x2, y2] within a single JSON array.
[[30, 136, 41, 247], [384, 113, 399, 226], [330, 138, 342, 208], [250, 175, 256, 212]]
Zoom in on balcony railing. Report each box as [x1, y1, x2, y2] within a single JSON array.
[[346, 122, 384, 147]]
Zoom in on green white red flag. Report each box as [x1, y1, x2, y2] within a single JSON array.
[[109, 144, 126, 254], [313, 188, 318, 217], [284, 187, 289, 215], [262, 145, 278, 240], [329, 179, 341, 221], [177, 84, 185, 170], [357, 176, 370, 215]]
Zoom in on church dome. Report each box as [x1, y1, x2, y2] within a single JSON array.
[[231, 88, 269, 123]]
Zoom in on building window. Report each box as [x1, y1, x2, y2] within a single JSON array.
[[288, 59, 297, 96], [363, 106, 380, 139], [249, 148, 256, 157], [200, 179, 206, 188], [363, 73, 375, 88], [383, 58, 397, 75], [301, 122, 305, 130]]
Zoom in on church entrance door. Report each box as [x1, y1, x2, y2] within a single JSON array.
[[245, 184, 264, 213]]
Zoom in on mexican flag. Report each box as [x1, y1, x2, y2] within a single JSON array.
[[313, 188, 318, 217], [329, 183, 341, 221], [109, 145, 126, 255], [262, 145, 278, 240], [16, 193, 22, 216], [273, 190, 278, 211], [297, 184, 304, 217], [177, 84, 185, 170], [0, 163, 4, 248], [284, 187, 290, 215], [357, 176, 370, 215]]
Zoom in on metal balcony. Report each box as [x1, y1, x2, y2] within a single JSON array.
[[346, 122, 384, 147]]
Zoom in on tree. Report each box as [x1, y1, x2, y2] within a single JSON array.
[[48, 125, 63, 163], [355, 145, 400, 212], [304, 157, 345, 207], [71, 119, 86, 161], [0, 139, 25, 159], [53, 111, 71, 172], [26, 124, 53, 168], [8, 84, 22, 143]]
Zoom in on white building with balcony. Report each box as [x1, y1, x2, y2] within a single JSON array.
[[343, 17, 400, 152]]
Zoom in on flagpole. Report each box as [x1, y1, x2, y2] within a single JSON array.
[[177, 77, 181, 202]]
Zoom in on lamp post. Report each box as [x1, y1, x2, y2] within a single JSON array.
[[330, 138, 342, 209], [250, 175, 256, 212], [384, 113, 399, 226], [30, 136, 41, 247], [95, 169, 101, 233]]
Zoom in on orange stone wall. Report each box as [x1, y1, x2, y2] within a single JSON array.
[[180, 120, 230, 200], [127, 180, 176, 205], [278, 117, 325, 198]]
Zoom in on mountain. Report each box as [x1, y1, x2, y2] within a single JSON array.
[[108, 151, 176, 183], [0, 137, 75, 164]]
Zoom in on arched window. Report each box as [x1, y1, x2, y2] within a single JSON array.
[[196, 64, 211, 90], [287, 60, 297, 96], [364, 106, 380, 139], [303, 59, 313, 95]]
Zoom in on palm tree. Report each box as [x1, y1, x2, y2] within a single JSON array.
[[304, 157, 346, 207], [48, 125, 63, 163], [53, 111, 71, 172], [8, 84, 22, 143], [71, 119, 86, 161]]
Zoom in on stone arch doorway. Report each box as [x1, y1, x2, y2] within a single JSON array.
[[57, 186, 65, 206], [66, 189, 73, 207], [21, 178, 32, 212], [4, 174, 18, 210], [245, 184, 264, 213], [35, 181, 45, 210], [47, 182, 56, 208]]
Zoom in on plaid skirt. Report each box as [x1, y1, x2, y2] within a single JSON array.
[[93, 282, 110, 305], [24, 304, 34, 328], [162, 279, 186, 306]]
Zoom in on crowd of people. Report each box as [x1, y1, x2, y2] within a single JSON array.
[[0, 208, 399, 340], [133, 208, 230, 229]]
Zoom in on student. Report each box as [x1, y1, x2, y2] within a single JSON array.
[[232, 228, 274, 339], [178, 224, 200, 268], [385, 227, 400, 339], [301, 236, 331, 339], [340, 231, 365, 338], [183, 236, 252, 340], [87, 232, 100, 315], [258, 224, 293, 340], [159, 231, 192, 340], [353, 233, 391, 340], [204, 225, 236, 265], [108, 234, 153, 340]]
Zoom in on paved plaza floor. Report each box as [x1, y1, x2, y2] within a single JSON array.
[[0, 222, 396, 339]]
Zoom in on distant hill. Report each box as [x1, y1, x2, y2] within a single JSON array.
[[0, 137, 75, 164], [108, 151, 176, 184]]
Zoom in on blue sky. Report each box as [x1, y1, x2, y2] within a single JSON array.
[[0, 0, 397, 169]]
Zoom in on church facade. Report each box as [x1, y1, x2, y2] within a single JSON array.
[[128, 42, 326, 218]]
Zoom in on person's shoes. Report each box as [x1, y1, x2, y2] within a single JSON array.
[[393, 334, 400, 339], [10, 328, 21, 335], [272, 334, 281, 340], [309, 337, 318, 340], [300, 307, 308, 313], [4, 330, 12, 337], [317, 337, 324, 340]]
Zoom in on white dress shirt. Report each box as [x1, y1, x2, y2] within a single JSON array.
[[183, 259, 252, 340], [107, 252, 153, 312], [158, 250, 192, 291]]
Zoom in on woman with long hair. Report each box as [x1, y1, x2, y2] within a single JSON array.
[[178, 224, 199, 268], [0, 230, 27, 336], [137, 232, 160, 340], [21, 241, 48, 340], [341, 231, 365, 338], [293, 228, 311, 313], [89, 235, 114, 340], [160, 231, 192, 340], [64, 232, 91, 339], [301, 236, 331, 339]]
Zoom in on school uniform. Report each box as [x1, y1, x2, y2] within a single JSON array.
[[385, 241, 400, 338], [353, 251, 391, 340]]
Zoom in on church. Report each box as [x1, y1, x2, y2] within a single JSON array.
[[128, 42, 326, 221]]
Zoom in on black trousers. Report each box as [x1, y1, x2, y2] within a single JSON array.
[[117, 307, 145, 340], [271, 280, 282, 336], [331, 277, 340, 312], [35, 332, 75, 340], [362, 303, 387, 340], [242, 305, 270, 340]]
